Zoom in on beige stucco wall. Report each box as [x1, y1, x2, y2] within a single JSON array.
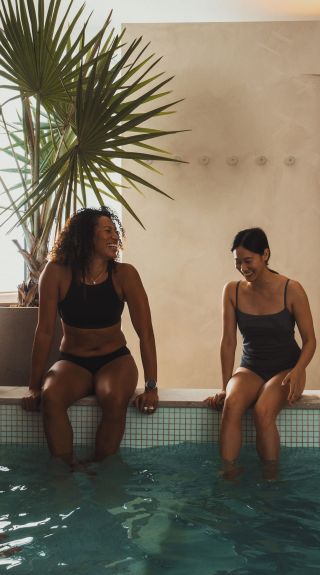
[[121, 21, 320, 389]]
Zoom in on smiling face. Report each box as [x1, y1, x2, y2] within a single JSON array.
[[93, 215, 120, 260], [233, 246, 269, 282]]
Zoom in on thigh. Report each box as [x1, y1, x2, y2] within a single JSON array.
[[226, 368, 265, 412], [254, 370, 294, 416], [42, 360, 94, 407], [94, 354, 139, 405]]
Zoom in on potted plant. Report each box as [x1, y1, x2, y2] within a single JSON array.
[[0, 0, 184, 385]]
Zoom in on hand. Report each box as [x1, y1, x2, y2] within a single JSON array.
[[204, 391, 226, 411], [281, 368, 305, 405], [133, 389, 159, 414], [21, 389, 41, 411]]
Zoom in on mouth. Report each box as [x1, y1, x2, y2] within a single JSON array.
[[243, 272, 254, 279], [107, 243, 118, 250]]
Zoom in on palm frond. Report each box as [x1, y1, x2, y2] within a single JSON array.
[[0, 0, 186, 305]]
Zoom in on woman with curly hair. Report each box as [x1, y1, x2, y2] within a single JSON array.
[[22, 206, 158, 465]]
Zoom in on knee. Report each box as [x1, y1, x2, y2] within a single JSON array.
[[253, 403, 276, 428], [41, 383, 65, 413], [98, 391, 128, 416], [222, 394, 244, 420]]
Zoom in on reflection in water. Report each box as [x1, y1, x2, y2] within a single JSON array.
[[0, 445, 320, 574]]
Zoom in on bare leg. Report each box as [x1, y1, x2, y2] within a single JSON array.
[[41, 361, 93, 464], [253, 370, 306, 463], [93, 354, 138, 461], [220, 369, 264, 462]]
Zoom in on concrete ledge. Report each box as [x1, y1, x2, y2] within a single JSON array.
[[1, 386, 320, 409]]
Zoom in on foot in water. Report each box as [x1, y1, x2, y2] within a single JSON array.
[[219, 460, 244, 482], [262, 460, 279, 481], [70, 459, 97, 475]]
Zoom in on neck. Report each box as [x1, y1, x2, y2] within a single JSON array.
[[85, 259, 109, 285], [250, 267, 274, 289]]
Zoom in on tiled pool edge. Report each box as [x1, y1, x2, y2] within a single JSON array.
[[1, 387, 320, 448]]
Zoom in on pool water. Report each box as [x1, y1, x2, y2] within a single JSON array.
[[1, 443, 320, 574]]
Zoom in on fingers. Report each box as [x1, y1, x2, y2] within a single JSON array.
[[21, 395, 41, 412], [142, 405, 156, 415], [287, 390, 301, 405], [204, 396, 216, 408], [286, 385, 295, 404], [205, 393, 225, 411], [287, 383, 303, 405], [133, 393, 158, 415], [285, 379, 302, 403], [21, 397, 31, 411]]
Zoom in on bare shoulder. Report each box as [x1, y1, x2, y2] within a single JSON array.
[[114, 263, 146, 304], [223, 281, 238, 302], [287, 279, 307, 297], [287, 279, 309, 309], [223, 280, 238, 292], [41, 261, 68, 280], [115, 262, 141, 282]]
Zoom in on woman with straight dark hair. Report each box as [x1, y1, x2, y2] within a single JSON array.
[[206, 227, 316, 472]]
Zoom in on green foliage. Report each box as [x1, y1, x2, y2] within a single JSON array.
[[0, 0, 184, 305]]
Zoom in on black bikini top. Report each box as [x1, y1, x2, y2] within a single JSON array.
[[58, 262, 124, 329]]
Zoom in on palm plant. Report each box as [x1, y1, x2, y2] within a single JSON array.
[[0, 0, 184, 305]]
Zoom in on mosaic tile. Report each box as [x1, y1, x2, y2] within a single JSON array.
[[0, 404, 320, 448]]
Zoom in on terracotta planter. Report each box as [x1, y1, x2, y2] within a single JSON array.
[[0, 307, 62, 386]]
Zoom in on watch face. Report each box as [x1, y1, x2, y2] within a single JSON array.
[[145, 379, 157, 390]]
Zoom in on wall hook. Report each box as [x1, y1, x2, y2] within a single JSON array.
[[284, 155, 296, 166], [199, 155, 210, 166], [227, 156, 239, 166], [256, 155, 268, 166]]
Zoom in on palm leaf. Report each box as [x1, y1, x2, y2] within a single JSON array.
[[0, 0, 186, 305]]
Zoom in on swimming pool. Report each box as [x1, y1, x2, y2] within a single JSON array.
[[1, 443, 320, 574]]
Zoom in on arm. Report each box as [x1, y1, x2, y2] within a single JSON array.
[[22, 262, 60, 411], [121, 264, 158, 413], [206, 282, 237, 409], [281, 281, 317, 403], [220, 282, 238, 390]]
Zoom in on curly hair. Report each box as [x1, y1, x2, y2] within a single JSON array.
[[50, 206, 125, 279]]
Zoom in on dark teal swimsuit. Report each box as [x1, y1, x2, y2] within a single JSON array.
[[236, 279, 301, 382]]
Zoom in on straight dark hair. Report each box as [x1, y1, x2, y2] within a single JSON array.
[[231, 227, 277, 273], [231, 227, 269, 256]]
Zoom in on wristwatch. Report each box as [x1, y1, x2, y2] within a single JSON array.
[[145, 379, 158, 392]]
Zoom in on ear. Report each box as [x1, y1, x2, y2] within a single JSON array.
[[263, 248, 270, 263]]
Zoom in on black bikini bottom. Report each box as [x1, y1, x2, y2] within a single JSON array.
[[59, 346, 131, 375]]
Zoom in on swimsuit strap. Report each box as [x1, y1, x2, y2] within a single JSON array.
[[284, 278, 290, 308], [107, 260, 113, 281], [235, 281, 240, 310]]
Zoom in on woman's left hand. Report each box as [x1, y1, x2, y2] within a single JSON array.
[[133, 389, 159, 414], [281, 368, 305, 405]]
